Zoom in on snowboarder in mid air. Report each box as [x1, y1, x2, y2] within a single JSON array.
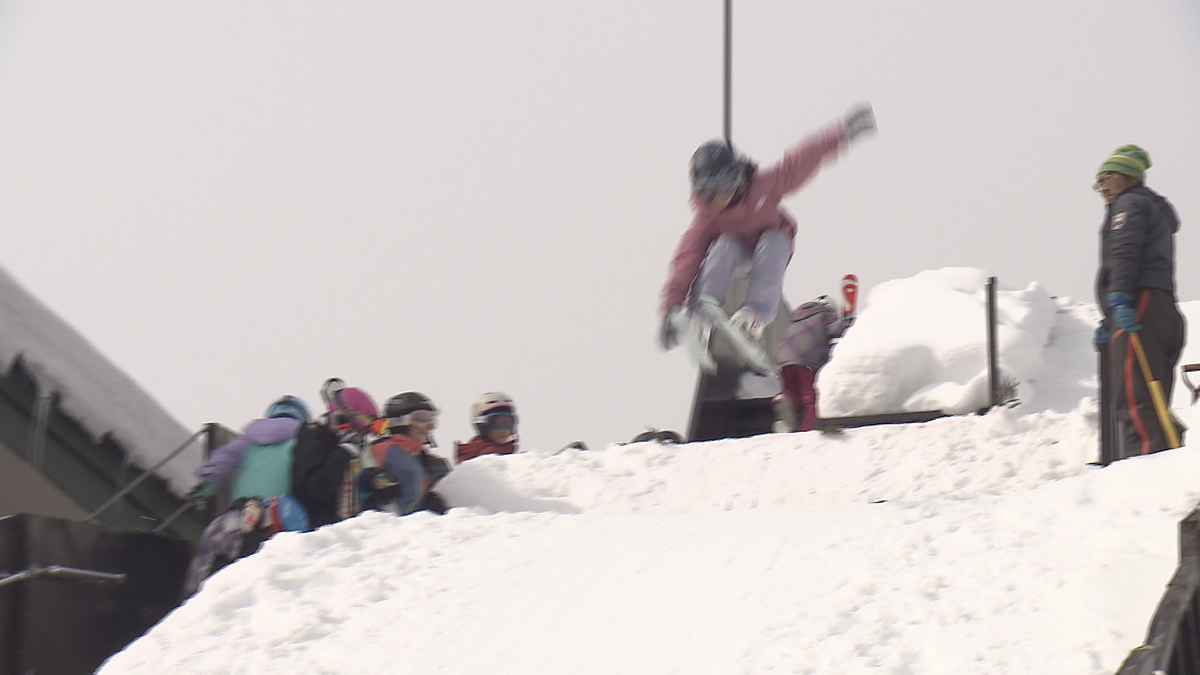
[[658, 104, 876, 374]]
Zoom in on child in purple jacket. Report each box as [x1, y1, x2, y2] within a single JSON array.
[[658, 105, 875, 363]]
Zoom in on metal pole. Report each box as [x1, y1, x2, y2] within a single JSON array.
[[0, 565, 125, 588], [1099, 341, 1116, 464], [151, 501, 194, 534], [25, 387, 52, 469], [41, 565, 126, 583], [723, 0, 732, 144], [985, 277, 999, 408]]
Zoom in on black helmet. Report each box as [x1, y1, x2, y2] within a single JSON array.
[[689, 139, 744, 192], [383, 392, 437, 428], [384, 391, 435, 418]]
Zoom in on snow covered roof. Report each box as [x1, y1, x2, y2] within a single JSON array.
[[0, 264, 197, 497]]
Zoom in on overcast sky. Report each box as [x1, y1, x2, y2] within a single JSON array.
[[0, 1, 1197, 454]]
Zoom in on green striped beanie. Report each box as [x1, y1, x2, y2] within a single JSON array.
[[1097, 144, 1151, 182]]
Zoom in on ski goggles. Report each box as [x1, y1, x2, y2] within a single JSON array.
[[479, 412, 518, 430], [697, 176, 744, 204], [694, 166, 744, 202], [390, 409, 439, 427], [332, 410, 376, 432]]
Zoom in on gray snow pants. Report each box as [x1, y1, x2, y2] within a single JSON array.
[[693, 230, 791, 323]]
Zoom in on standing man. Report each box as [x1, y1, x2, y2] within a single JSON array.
[[1094, 144, 1186, 461]]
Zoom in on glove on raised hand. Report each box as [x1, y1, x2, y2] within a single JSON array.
[[1106, 292, 1142, 332], [844, 103, 876, 143]]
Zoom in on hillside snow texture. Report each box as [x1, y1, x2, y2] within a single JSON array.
[[99, 268, 1200, 675]]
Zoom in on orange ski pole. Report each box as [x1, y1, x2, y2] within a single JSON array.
[[1129, 332, 1181, 449]]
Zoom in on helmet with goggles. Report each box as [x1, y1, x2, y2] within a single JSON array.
[[689, 139, 746, 201], [470, 391, 518, 441], [383, 391, 438, 429], [324, 382, 378, 433]]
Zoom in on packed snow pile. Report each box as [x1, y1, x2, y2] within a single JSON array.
[[821, 267, 1075, 417], [97, 410, 1200, 675], [97, 269, 1200, 675]]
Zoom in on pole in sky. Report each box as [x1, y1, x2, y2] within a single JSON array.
[[723, 0, 732, 145]]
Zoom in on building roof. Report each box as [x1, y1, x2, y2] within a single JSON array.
[[0, 264, 197, 496]]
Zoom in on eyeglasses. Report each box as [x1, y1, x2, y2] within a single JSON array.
[[480, 412, 517, 430]]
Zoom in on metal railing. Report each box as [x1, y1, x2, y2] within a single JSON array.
[[0, 564, 126, 589], [86, 422, 235, 534], [1116, 506, 1200, 674], [86, 426, 208, 522]]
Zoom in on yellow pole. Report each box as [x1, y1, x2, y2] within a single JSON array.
[[1129, 332, 1181, 449]]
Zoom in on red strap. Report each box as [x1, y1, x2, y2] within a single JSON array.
[[267, 498, 283, 535]]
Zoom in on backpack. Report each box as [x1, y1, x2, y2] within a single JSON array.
[[291, 422, 365, 527]]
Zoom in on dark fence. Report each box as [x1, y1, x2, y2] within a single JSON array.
[[0, 514, 192, 675], [1116, 506, 1200, 674]]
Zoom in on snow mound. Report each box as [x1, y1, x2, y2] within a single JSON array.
[[97, 408, 1200, 675], [820, 267, 1059, 416]]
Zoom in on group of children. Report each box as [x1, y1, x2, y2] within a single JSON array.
[[182, 379, 518, 597]]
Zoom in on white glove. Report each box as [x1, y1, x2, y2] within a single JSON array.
[[659, 310, 680, 351], [844, 103, 876, 143]]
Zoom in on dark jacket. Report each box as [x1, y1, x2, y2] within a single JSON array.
[[290, 423, 355, 528], [1096, 185, 1180, 313]]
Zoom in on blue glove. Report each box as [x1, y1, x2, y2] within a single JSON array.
[[1106, 292, 1142, 332], [1093, 326, 1109, 350]]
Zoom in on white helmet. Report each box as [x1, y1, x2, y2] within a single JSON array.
[[470, 392, 517, 441]]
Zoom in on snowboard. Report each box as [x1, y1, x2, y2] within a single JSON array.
[[668, 306, 718, 374], [696, 295, 777, 376]]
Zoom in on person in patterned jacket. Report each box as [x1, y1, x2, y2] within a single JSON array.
[[771, 296, 853, 432]]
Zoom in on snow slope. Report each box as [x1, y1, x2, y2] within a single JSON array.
[[98, 269, 1200, 675]]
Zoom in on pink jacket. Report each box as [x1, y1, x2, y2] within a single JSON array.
[[660, 121, 849, 313]]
